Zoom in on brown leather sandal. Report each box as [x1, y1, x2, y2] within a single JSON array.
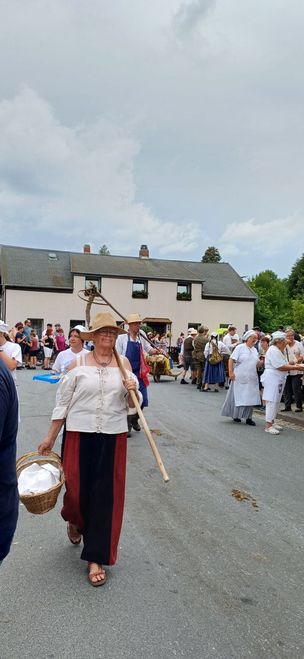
[[87, 563, 107, 587]]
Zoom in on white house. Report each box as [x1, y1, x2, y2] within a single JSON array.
[[0, 243, 256, 340]]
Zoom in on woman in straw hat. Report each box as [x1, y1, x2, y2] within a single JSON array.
[[38, 313, 142, 587], [116, 313, 158, 435]]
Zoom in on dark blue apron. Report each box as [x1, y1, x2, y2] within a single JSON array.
[[125, 338, 148, 408]]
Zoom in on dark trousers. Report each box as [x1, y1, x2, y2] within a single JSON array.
[[196, 359, 205, 387], [283, 374, 303, 410], [61, 431, 127, 565]]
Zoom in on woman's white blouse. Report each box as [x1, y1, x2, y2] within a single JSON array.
[[264, 345, 287, 370], [51, 365, 141, 434]]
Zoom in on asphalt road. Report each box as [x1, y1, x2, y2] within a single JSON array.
[[1, 370, 304, 659]]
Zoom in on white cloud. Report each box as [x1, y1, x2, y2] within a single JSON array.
[[0, 85, 205, 256], [220, 215, 304, 257], [173, 0, 216, 37], [0, 2, 304, 275]]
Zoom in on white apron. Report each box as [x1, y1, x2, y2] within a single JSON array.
[[261, 368, 287, 403], [234, 347, 261, 407]]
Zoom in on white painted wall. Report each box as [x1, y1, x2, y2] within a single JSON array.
[[5, 276, 254, 340]]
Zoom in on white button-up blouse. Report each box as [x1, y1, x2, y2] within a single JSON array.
[[51, 364, 141, 434]]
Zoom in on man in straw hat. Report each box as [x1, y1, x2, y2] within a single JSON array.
[[116, 313, 159, 436], [38, 312, 142, 587]]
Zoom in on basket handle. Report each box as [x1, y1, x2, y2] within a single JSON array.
[[16, 451, 62, 472]]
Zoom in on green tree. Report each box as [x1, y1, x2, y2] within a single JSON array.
[[99, 244, 110, 255], [291, 299, 304, 333], [287, 253, 304, 299], [201, 246, 222, 263], [248, 270, 292, 332]]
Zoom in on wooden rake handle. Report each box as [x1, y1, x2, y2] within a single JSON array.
[[113, 347, 169, 483]]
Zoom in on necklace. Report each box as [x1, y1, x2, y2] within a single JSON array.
[[93, 351, 113, 367]]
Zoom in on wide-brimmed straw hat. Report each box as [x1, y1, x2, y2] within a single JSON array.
[[126, 313, 142, 324], [79, 313, 127, 340]]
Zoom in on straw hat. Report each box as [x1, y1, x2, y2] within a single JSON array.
[[79, 313, 127, 340], [126, 313, 141, 324]]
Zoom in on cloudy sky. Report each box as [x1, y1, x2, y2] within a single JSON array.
[[0, 0, 303, 278]]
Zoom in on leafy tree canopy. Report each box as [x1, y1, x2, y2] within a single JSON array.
[[291, 299, 304, 333], [248, 270, 292, 332], [99, 244, 110, 255], [201, 246, 222, 263], [287, 253, 304, 299]]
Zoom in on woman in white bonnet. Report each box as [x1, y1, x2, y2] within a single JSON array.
[[221, 330, 262, 425], [261, 331, 304, 435]]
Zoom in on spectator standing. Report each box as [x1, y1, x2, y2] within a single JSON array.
[[0, 321, 22, 384], [42, 323, 53, 337], [14, 323, 26, 365], [282, 328, 304, 413], [176, 332, 184, 355], [258, 335, 270, 405], [54, 327, 68, 354], [41, 328, 54, 370], [180, 329, 196, 384], [29, 330, 40, 369], [222, 325, 239, 353], [22, 319, 33, 368], [0, 361, 19, 566], [192, 326, 209, 390], [52, 327, 88, 374], [203, 333, 225, 393]]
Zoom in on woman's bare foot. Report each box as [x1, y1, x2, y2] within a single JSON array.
[[67, 522, 81, 545], [87, 562, 107, 587]]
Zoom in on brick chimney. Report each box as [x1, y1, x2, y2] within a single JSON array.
[[83, 244, 91, 254], [139, 244, 149, 259]]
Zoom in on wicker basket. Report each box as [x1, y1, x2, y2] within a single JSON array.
[[16, 451, 65, 515]]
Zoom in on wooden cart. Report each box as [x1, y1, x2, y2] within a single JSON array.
[[146, 354, 181, 382]]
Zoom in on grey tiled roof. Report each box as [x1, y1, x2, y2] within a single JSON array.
[[71, 254, 256, 299], [0, 245, 73, 289], [0, 245, 256, 300]]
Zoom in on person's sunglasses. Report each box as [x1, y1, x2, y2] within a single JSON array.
[[97, 329, 117, 336]]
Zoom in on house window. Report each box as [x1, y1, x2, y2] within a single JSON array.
[[187, 323, 200, 331], [132, 280, 148, 299], [31, 318, 44, 337], [70, 319, 86, 330], [85, 276, 101, 292], [177, 282, 191, 301]]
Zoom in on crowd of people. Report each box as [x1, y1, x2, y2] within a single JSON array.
[[175, 324, 304, 433], [8, 319, 70, 370], [1, 313, 304, 586]]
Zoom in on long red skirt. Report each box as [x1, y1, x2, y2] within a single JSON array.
[[61, 431, 127, 566]]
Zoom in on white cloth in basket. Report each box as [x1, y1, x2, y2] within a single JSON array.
[[18, 463, 60, 495]]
